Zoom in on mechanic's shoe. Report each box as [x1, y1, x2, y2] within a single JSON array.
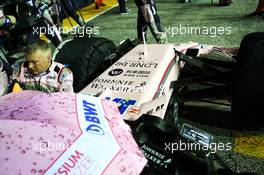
[[120, 10, 130, 15], [247, 11, 264, 17], [182, 0, 192, 2]]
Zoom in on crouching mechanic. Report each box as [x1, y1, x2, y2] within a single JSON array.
[[11, 40, 73, 93], [134, 0, 167, 44]]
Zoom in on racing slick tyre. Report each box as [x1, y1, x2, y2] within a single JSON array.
[[54, 37, 116, 92]]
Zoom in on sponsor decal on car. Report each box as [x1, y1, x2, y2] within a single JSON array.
[[45, 94, 121, 175], [108, 69, 123, 76]]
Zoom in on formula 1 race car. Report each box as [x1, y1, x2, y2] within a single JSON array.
[[52, 37, 239, 175], [54, 37, 236, 122]]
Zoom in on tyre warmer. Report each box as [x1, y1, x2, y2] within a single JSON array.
[[0, 91, 147, 175]]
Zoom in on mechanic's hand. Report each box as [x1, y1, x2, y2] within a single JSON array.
[[157, 32, 167, 44], [150, 23, 167, 44]]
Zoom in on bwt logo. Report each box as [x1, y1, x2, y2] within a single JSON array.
[[82, 100, 104, 135], [105, 97, 136, 115]]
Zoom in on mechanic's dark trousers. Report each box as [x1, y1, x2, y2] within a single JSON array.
[[50, 1, 62, 27], [256, 0, 264, 12], [118, 0, 126, 13], [134, 0, 162, 42], [59, 0, 85, 26], [95, 0, 104, 9]]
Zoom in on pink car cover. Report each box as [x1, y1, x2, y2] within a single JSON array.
[[0, 91, 147, 175]]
